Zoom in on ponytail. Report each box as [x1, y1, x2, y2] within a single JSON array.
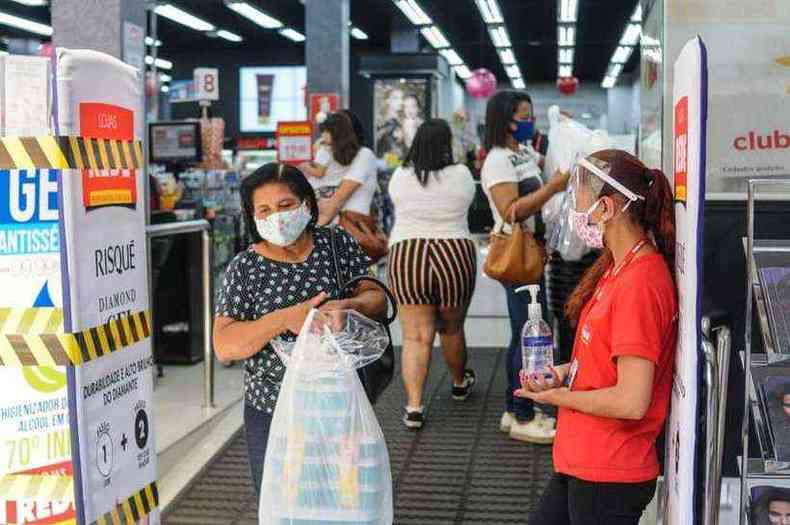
[[564, 150, 676, 325]]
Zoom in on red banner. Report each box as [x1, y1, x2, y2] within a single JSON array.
[[80, 103, 133, 141], [673, 96, 689, 204]]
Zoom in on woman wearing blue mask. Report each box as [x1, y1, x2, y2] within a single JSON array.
[[481, 90, 570, 444], [212, 162, 386, 497]]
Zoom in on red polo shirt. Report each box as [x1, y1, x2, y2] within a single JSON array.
[[554, 253, 678, 483]]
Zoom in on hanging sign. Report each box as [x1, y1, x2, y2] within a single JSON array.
[[276, 121, 313, 165], [308, 92, 339, 125], [193, 68, 219, 102], [663, 36, 708, 525]]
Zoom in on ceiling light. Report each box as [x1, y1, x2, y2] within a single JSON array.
[[499, 48, 516, 65], [440, 48, 464, 66], [505, 64, 522, 79], [558, 0, 578, 23], [558, 48, 574, 64], [350, 26, 369, 40], [488, 26, 511, 48], [0, 11, 52, 36], [216, 29, 243, 42], [454, 65, 472, 80], [602, 76, 616, 88], [620, 23, 641, 46], [513, 78, 526, 89], [226, 1, 283, 29], [609, 63, 623, 77], [159, 74, 172, 83], [9, 0, 48, 6], [145, 36, 162, 47], [420, 25, 449, 49], [559, 64, 573, 77], [279, 28, 305, 42], [558, 25, 575, 46], [631, 4, 643, 22], [393, 0, 433, 26], [612, 45, 633, 63], [146, 55, 173, 70], [155, 4, 215, 32], [161, 85, 170, 93], [474, 0, 504, 24]]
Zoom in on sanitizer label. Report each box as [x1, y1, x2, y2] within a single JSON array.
[[524, 336, 552, 347]]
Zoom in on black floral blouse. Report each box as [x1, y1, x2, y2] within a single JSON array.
[[215, 227, 371, 413]]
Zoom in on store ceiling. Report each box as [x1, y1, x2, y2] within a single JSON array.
[[0, 0, 640, 85]]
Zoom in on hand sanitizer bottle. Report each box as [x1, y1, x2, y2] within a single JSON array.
[[517, 285, 554, 380]]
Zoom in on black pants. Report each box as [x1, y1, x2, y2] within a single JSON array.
[[244, 403, 273, 499], [529, 473, 656, 525]]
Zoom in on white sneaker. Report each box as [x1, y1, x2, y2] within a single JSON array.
[[500, 412, 516, 433], [509, 415, 556, 445]]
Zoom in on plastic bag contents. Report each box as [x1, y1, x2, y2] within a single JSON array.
[[260, 309, 394, 525]]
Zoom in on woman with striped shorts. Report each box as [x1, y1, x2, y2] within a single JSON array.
[[387, 119, 477, 429]]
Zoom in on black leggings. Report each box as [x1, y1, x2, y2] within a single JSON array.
[[244, 403, 274, 498], [529, 473, 656, 525]]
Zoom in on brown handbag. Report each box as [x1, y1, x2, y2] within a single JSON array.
[[483, 208, 546, 286], [338, 210, 389, 264]]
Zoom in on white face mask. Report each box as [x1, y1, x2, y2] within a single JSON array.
[[255, 203, 312, 247]]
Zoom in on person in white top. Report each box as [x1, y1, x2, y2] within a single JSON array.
[[387, 118, 478, 430], [480, 90, 569, 445], [314, 111, 387, 263]]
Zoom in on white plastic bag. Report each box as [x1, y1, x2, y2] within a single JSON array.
[[260, 309, 394, 525]]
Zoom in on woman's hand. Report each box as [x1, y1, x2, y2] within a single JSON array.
[[520, 365, 567, 393], [281, 292, 327, 334], [514, 386, 569, 406], [546, 169, 571, 194]]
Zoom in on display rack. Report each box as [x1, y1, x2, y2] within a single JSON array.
[[740, 179, 790, 525]]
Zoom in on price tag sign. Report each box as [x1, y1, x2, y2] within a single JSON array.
[[193, 67, 219, 101], [276, 121, 313, 165]]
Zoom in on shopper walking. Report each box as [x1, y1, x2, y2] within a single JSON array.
[[212, 162, 386, 497], [313, 111, 387, 263], [519, 150, 677, 525], [480, 90, 569, 444], [387, 119, 478, 429]]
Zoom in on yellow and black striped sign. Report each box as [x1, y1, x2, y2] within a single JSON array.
[[0, 307, 64, 335], [0, 136, 143, 171], [0, 310, 151, 367], [92, 482, 159, 525], [0, 474, 74, 503]]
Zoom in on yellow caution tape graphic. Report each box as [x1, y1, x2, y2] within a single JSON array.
[[0, 474, 74, 502], [92, 482, 158, 525], [0, 136, 143, 170], [0, 310, 151, 367], [0, 307, 64, 335]]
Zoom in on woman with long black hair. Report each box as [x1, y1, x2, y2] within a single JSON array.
[[519, 150, 678, 525], [388, 118, 477, 429], [480, 89, 570, 444]]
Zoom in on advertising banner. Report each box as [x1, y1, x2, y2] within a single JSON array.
[[276, 121, 313, 165], [55, 48, 158, 524], [308, 92, 339, 125], [664, 36, 708, 525]]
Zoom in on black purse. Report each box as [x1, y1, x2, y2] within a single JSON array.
[[327, 227, 397, 405]]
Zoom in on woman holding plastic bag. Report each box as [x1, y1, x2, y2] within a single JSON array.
[[212, 163, 388, 508]]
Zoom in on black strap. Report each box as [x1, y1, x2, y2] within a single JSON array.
[[327, 227, 398, 327]]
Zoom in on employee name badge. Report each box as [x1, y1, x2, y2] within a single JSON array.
[[567, 359, 579, 390]]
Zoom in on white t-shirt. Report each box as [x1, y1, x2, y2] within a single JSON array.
[[388, 164, 475, 247], [311, 145, 346, 189], [342, 147, 378, 215], [480, 145, 544, 232]]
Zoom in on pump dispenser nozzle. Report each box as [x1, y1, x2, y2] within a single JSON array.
[[515, 285, 542, 321]]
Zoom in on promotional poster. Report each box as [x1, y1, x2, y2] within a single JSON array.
[[373, 79, 428, 167], [664, 36, 707, 525]]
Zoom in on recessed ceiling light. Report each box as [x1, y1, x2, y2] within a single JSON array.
[[155, 4, 215, 32], [279, 28, 306, 42], [559, 64, 573, 77], [350, 26, 369, 40], [499, 48, 516, 65], [8, 0, 48, 6], [513, 78, 526, 89], [393, 0, 433, 26], [473, 0, 504, 24], [226, 1, 283, 29], [420, 25, 450, 49], [216, 29, 243, 42], [0, 11, 52, 36], [454, 65, 472, 80], [146, 55, 174, 70], [488, 26, 511, 48], [440, 48, 464, 66]]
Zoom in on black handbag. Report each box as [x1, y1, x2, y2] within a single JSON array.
[[327, 227, 397, 405]]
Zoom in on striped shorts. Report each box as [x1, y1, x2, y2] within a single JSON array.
[[388, 238, 477, 307]]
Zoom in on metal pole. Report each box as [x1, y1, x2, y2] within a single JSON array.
[[740, 180, 756, 525], [715, 326, 731, 511], [202, 228, 214, 409]]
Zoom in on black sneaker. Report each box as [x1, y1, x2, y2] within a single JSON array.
[[402, 408, 424, 429], [452, 369, 477, 401]]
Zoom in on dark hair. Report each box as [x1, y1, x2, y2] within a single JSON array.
[[319, 112, 361, 166], [566, 149, 676, 324], [752, 487, 790, 525], [403, 119, 454, 186], [338, 109, 367, 147], [484, 90, 533, 150], [240, 162, 319, 244]]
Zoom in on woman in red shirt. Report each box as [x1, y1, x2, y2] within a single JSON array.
[[517, 149, 678, 525]]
